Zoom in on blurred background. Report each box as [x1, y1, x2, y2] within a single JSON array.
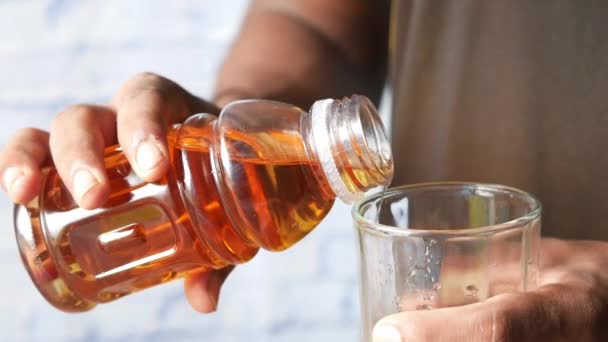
[[0, 1, 368, 341]]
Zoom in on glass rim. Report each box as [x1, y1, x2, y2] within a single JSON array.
[[352, 182, 542, 237]]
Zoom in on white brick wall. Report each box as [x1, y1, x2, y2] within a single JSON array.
[[0, 1, 362, 341]]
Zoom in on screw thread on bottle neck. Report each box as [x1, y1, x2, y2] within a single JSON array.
[[308, 95, 393, 203]]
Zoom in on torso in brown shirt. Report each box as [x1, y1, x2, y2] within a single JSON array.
[[390, 0, 608, 240]]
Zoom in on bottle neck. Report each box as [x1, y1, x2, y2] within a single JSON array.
[[305, 95, 393, 203]]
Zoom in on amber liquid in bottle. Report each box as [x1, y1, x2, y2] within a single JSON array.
[[16, 96, 394, 312], [19, 122, 336, 311]]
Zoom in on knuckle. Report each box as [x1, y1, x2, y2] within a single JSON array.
[[53, 104, 95, 128], [131, 71, 164, 85], [124, 72, 172, 97], [50, 105, 99, 153], [577, 286, 607, 335], [495, 290, 564, 341], [10, 128, 48, 153], [486, 292, 531, 342], [13, 127, 46, 141], [1, 128, 48, 165], [116, 72, 181, 107]]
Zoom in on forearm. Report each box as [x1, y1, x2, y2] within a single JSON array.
[[213, 0, 389, 109]]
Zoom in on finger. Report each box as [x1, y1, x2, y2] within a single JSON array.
[[373, 283, 603, 342], [184, 266, 234, 313], [110, 72, 219, 182], [0, 128, 50, 203], [49, 105, 117, 209]]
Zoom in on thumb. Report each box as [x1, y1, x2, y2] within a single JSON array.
[[372, 284, 602, 342]]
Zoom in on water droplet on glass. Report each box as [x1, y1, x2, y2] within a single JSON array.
[[465, 284, 479, 297], [416, 304, 434, 310], [432, 283, 442, 291]]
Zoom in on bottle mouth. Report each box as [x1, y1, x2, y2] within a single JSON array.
[[310, 95, 394, 203], [348, 95, 394, 186]]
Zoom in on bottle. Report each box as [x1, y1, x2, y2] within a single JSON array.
[[14, 95, 393, 312]]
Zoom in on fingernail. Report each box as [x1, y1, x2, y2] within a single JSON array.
[[136, 140, 164, 173], [72, 169, 98, 202], [3, 167, 23, 194], [373, 323, 402, 342]]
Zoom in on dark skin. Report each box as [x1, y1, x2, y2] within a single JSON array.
[[1, 1, 606, 341]]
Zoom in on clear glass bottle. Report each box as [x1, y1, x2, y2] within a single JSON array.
[[14, 95, 393, 312]]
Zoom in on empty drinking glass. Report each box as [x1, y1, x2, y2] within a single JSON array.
[[352, 182, 541, 341]]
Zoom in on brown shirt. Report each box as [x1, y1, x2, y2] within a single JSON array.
[[390, 0, 608, 240]]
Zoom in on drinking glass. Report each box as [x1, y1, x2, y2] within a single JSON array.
[[352, 182, 541, 341]]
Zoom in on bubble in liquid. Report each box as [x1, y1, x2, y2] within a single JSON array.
[[432, 283, 442, 291], [465, 284, 479, 297], [416, 304, 434, 310], [408, 269, 416, 277]]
